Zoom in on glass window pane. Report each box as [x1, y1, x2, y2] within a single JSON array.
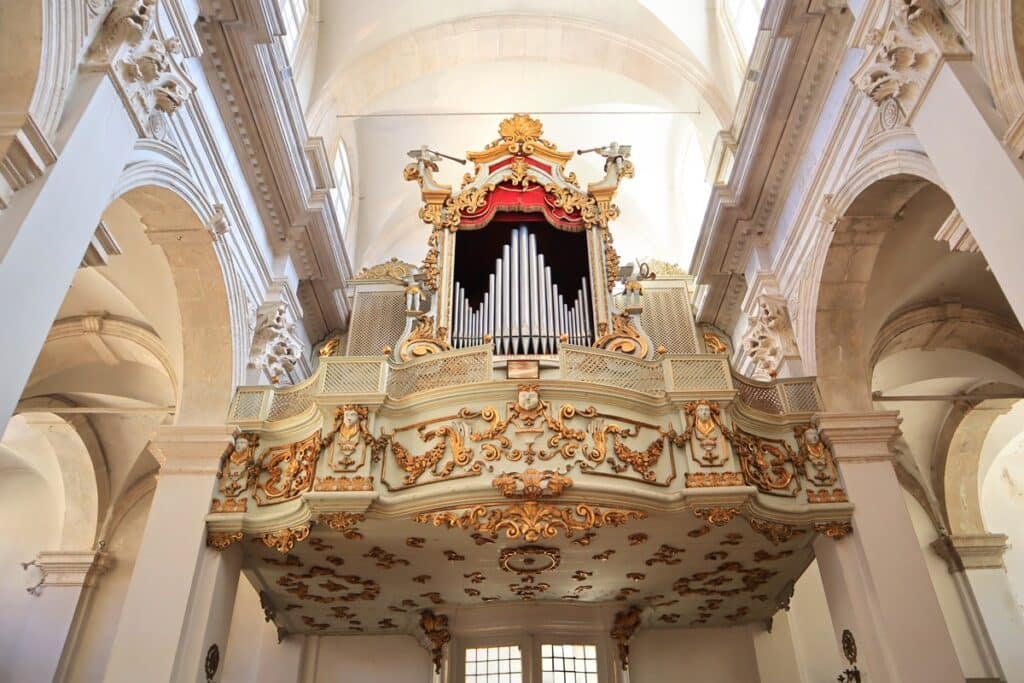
[[541, 643, 599, 682]]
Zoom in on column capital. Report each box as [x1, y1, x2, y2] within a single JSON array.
[[25, 550, 112, 594], [149, 424, 236, 475], [931, 533, 1009, 572], [817, 411, 902, 463]]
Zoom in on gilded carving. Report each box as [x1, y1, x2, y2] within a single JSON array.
[[628, 533, 648, 545], [324, 405, 374, 473], [727, 427, 800, 497], [611, 606, 643, 670], [254, 432, 321, 506], [807, 489, 848, 503], [703, 331, 728, 354], [317, 513, 366, 540], [353, 257, 417, 282], [592, 312, 648, 358], [646, 544, 686, 566], [678, 400, 729, 467], [384, 419, 479, 486], [792, 424, 839, 488], [419, 609, 451, 674], [685, 472, 744, 487], [207, 531, 243, 550], [277, 566, 380, 603], [673, 562, 777, 598], [748, 518, 807, 546], [262, 525, 311, 554], [492, 468, 573, 498], [398, 314, 452, 362], [414, 502, 645, 542], [693, 506, 741, 526], [814, 521, 854, 540], [499, 545, 561, 576], [314, 476, 374, 492], [588, 418, 666, 481], [363, 547, 410, 569], [218, 433, 259, 498], [210, 498, 247, 513]]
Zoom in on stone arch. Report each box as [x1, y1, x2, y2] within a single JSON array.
[[109, 176, 241, 425], [973, 0, 1024, 127]]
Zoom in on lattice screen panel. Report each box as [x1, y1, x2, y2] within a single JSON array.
[[266, 386, 315, 422], [321, 360, 385, 395], [231, 389, 265, 421], [387, 348, 492, 400], [734, 377, 784, 414], [346, 291, 407, 356], [640, 287, 699, 354], [561, 347, 665, 395], [667, 358, 731, 391], [782, 381, 822, 413]]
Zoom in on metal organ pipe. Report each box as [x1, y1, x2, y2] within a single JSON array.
[[451, 225, 594, 354]]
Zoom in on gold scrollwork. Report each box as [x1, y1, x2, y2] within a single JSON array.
[[353, 257, 417, 282], [420, 228, 441, 290], [677, 400, 729, 467], [499, 545, 561, 576], [414, 502, 646, 543], [207, 530, 243, 550], [685, 472, 744, 487], [693, 506, 741, 526], [385, 421, 479, 485], [748, 518, 807, 546], [314, 476, 374, 492], [262, 525, 311, 554], [814, 521, 854, 540], [727, 427, 800, 497], [254, 432, 321, 506], [588, 419, 665, 481], [603, 229, 621, 290], [323, 405, 374, 473], [793, 423, 840, 488], [317, 513, 366, 540], [492, 468, 573, 499], [593, 313, 648, 358], [420, 610, 451, 674], [611, 606, 643, 671], [702, 331, 728, 354], [218, 433, 259, 498], [398, 314, 452, 362]]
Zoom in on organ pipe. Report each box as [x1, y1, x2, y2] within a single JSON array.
[[451, 226, 593, 353]]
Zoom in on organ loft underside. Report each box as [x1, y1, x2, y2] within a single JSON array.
[[206, 115, 851, 672]]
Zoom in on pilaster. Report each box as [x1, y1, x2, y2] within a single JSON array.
[[103, 424, 241, 683], [814, 410, 964, 683]]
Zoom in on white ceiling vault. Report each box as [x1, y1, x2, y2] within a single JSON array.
[[299, 1, 758, 275]]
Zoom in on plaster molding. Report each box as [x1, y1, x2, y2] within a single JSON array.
[[148, 424, 236, 475], [0, 112, 58, 210], [817, 411, 902, 462], [934, 208, 979, 253], [739, 293, 801, 381], [24, 551, 112, 594], [930, 533, 1008, 572]]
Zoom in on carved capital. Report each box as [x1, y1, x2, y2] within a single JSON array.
[[86, 0, 195, 138], [852, 0, 969, 124], [816, 411, 902, 464]]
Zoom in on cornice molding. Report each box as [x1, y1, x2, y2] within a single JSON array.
[[817, 410, 902, 462], [149, 424, 236, 475]]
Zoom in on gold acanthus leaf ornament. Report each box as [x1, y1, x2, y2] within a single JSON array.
[[693, 506, 742, 526], [207, 530, 244, 550], [317, 512, 366, 540], [397, 314, 452, 362], [262, 525, 311, 554], [419, 610, 451, 674], [413, 502, 645, 543], [593, 313, 649, 358], [611, 606, 643, 671], [492, 468, 573, 499], [352, 257, 418, 282], [814, 521, 854, 540]]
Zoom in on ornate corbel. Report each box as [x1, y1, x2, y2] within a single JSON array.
[[610, 606, 643, 670], [86, 0, 195, 138], [247, 302, 304, 386], [852, 0, 969, 127], [418, 609, 451, 674]]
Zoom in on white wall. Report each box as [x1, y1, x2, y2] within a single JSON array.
[[314, 634, 431, 683], [787, 559, 841, 682], [629, 626, 758, 683]]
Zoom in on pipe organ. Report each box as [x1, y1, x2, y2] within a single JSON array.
[[396, 113, 654, 363], [451, 225, 593, 353]]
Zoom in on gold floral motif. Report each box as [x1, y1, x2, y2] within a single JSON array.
[[646, 544, 686, 566], [277, 566, 380, 603], [754, 549, 793, 562], [398, 314, 452, 362], [592, 312, 648, 357], [611, 606, 643, 670], [262, 525, 311, 554], [628, 533, 648, 545], [210, 498, 247, 513], [673, 562, 777, 598], [497, 114, 546, 147], [748, 518, 807, 546], [593, 549, 615, 561], [814, 521, 854, 540], [420, 609, 451, 674], [384, 420, 479, 485], [420, 228, 441, 289], [589, 419, 664, 481], [603, 228, 621, 290], [363, 546, 410, 569], [544, 183, 599, 226], [492, 468, 573, 499], [414, 502, 645, 543], [442, 182, 497, 231], [702, 331, 728, 354], [314, 475, 374, 492], [727, 427, 800, 497], [254, 432, 321, 506], [353, 257, 417, 282], [207, 530, 243, 550], [317, 512, 366, 540], [508, 156, 533, 189], [807, 489, 848, 503], [685, 472, 744, 487], [693, 506, 741, 526]]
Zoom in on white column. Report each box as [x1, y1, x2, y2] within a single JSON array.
[[0, 70, 137, 433], [814, 411, 963, 683], [750, 615, 806, 683], [9, 551, 110, 682], [254, 627, 305, 683], [103, 425, 240, 683]]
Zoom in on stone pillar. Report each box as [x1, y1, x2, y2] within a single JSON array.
[[103, 425, 241, 683], [9, 551, 110, 682], [934, 533, 1024, 682], [0, 70, 137, 433], [852, 0, 1024, 325], [750, 615, 805, 683], [814, 411, 963, 683]]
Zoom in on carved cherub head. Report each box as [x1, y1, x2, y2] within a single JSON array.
[[336, 404, 368, 434], [516, 384, 541, 413]]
